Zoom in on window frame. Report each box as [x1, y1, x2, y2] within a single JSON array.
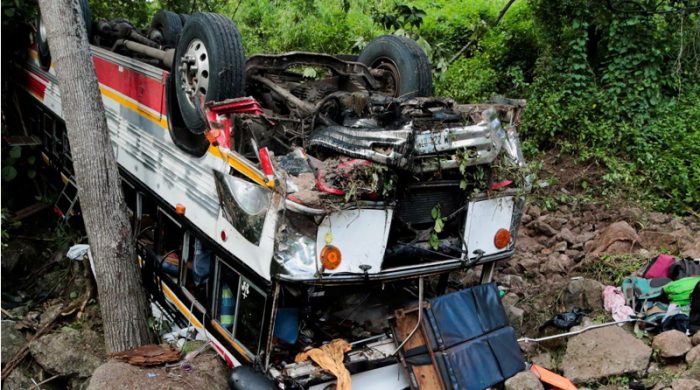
[[212, 257, 267, 358], [154, 207, 184, 286]]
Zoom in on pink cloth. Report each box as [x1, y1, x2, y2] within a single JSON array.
[[603, 285, 635, 322]]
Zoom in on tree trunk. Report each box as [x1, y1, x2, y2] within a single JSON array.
[[37, 0, 153, 352]]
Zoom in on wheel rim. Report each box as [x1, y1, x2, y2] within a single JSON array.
[[371, 57, 400, 97], [178, 38, 210, 107]]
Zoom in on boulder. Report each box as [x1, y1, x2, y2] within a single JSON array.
[[504, 370, 544, 390], [653, 330, 692, 359], [671, 378, 700, 390], [681, 232, 700, 259], [541, 253, 573, 275], [589, 221, 641, 255], [1, 320, 25, 365], [561, 326, 652, 383], [87, 351, 229, 390], [504, 304, 524, 336], [686, 345, 700, 365], [684, 359, 700, 381], [28, 327, 106, 377], [561, 278, 604, 312], [691, 332, 700, 346], [516, 236, 544, 253]]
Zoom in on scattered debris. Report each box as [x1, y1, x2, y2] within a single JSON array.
[[109, 344, 181, 367]]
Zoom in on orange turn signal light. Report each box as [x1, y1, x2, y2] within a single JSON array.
[[320, 245, 342, 270], [175, 203, 186, 215], [494, 228, 511, 249]]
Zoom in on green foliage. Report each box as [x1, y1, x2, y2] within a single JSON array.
[[522, 0, 700, 213], [2, 146, 38, 183]]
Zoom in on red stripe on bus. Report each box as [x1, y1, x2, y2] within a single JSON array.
[[23, 70, 47, 99], [93, 56, 166, 114]]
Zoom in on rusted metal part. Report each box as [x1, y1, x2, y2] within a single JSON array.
[[246, 52, 380, 90]]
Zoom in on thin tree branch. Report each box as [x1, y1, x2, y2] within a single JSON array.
[[448, 0, 517, 65]]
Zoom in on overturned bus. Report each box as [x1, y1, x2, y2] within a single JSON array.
[[17, 7, 530, 389]]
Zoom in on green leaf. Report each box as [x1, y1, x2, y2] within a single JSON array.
[[460, 180, 467, 190], [2, 166, 18, 182], [302, 67, 317, 79], [9, 146, 21, 159], [434, 218, 444, 233], [27, 170, 36, 179], [27, 155, 36, 165], [431, 205, 440, 220], [429, 233, 440, 250]]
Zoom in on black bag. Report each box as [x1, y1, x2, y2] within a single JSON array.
[[668, 258, 700, 280], [689, 282, 700, 334]]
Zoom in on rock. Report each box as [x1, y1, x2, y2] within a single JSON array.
[[692, 332, 700, 346], [39, 302, 64, 327], [528, 204, 542, 218], [541, 253, 573, 275], [561, 326, 652, 383], [561, 278, 604, 312], [504, 304, 524, 336], [500, 275, 525, 291], [514, 254, 540, 273], [29, 327, 106, 377], [589, 221, 641, 255], [502, 292, 521, 307], [685, 359, 700, 381], [549, 218, 566, 230], [649, 212, 671, 224], [521, 214, 533, 225], [1, 320, 25, 365], [577, 231, 597, 244], [653, 330, 693, 359], [1, 369, 34, 390], [516, 236, 545, 253], [682, 232, 700, 259], [671, 379, 700, 390], [639, 230, 680, 252], [532, 219, 558, 237], [504, 370, 544, 390], [558, 228, 577, 245], [553, 241, 568, 252], [531, 352, 555, 370], [87, 351, 229, 390], [687, 345, 700, 364]]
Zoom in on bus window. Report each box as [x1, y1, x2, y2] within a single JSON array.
[[182, 236, 212, 306], [156, 210, 183, 284], [121, 180, 136, 227], [235, 277, 266, 355], [214, 260, 239, 333], [137, 193, 156, 247]]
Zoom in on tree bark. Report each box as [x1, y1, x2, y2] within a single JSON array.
[[37, 0, 153, 352]]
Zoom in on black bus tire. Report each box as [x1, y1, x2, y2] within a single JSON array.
[[174, 12, 245, 134], [178, 13, 189, 25], [358, 35, 432, 98], [150, 10, 183, 48], [36, 14, 51, 70], [36, 0, 91, 70]]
